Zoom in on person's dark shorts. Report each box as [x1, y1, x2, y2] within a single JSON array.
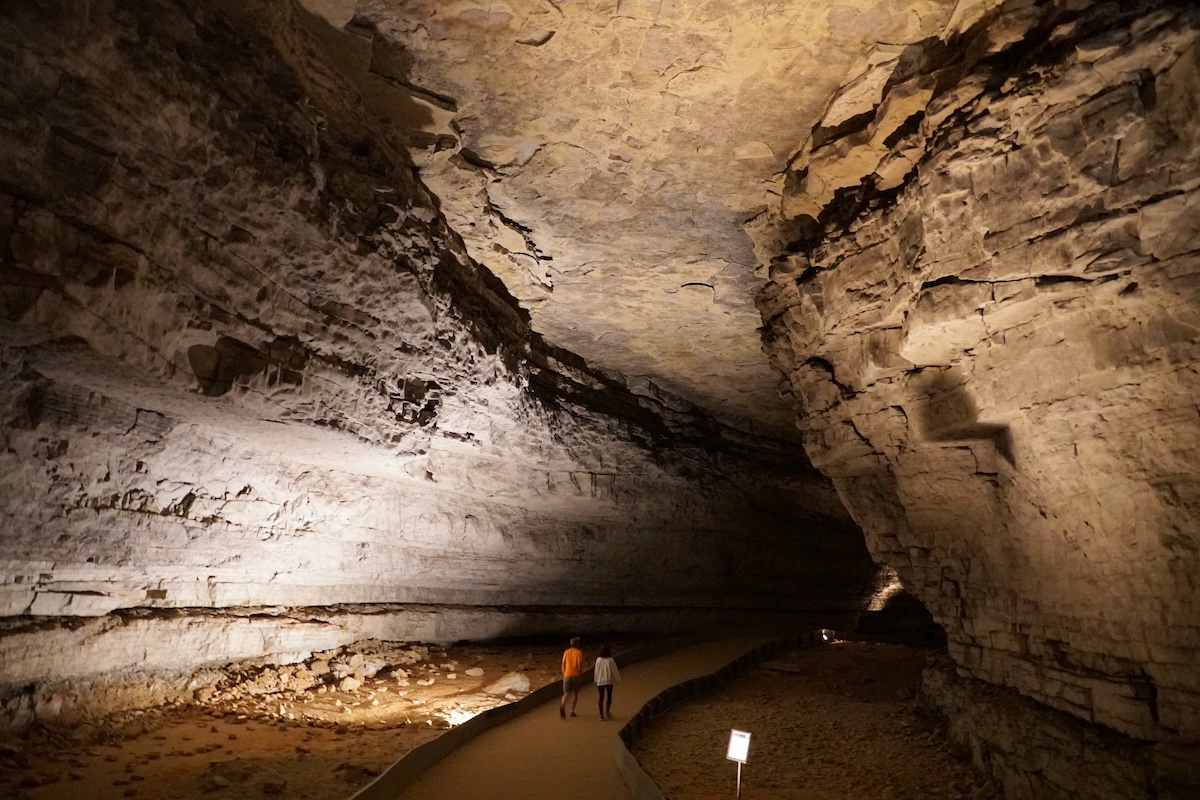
[[563, 676, 581, 692]]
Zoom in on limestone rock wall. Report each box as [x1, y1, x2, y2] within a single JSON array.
[[336, 0, 954, 435], [755, 0, 1200, 788], [0, 0, 872, 720], [923, 659, 1200, 800]]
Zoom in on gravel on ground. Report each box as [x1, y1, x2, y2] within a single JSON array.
[[632, 640, 998, 800]]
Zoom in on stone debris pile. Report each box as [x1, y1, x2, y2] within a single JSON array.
[[0, 639, 581, 800], [483, 672, 532, 697], [182, 639, 540, 728]]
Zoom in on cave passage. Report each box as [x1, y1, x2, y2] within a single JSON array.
[[2, 1, 1200, 798]]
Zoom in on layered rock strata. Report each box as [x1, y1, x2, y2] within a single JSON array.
[[924, 660, 1200, 800], [0, 0, 872, 727], [756, 1, 1200, 794]]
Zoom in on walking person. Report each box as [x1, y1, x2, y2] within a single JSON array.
[[594, 644, 621, 720], [560, 636, 583, 718]]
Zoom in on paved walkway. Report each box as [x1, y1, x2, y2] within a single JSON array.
[[392, 637, 768, 800]]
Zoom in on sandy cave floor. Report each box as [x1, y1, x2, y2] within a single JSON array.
[[1, 638, 575, 800], [1, 638, 995, 800], [634, 641, 997, 800]]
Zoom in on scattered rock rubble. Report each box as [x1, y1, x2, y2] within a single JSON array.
[[0, 638, 567, 800], [185, 639, 555, 729]]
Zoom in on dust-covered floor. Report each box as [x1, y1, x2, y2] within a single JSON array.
[[1, 637, 575, 800], [4, 638, 997, 800], [632, 641, 997, 800]]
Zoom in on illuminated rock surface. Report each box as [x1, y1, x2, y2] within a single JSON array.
[[307, 0, 953, 434], [1, 0, 1199, 797], [756, 2, 1200, 795], [0, 0, 868, 725]]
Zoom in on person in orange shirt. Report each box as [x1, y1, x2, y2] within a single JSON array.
[[559, 636, 584, 718]]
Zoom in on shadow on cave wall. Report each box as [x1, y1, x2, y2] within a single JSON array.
[[911, 369, 1013, 465]]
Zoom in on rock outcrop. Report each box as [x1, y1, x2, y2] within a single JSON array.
[[756, 1, 1200, 795], [0, 0, 873, 726]]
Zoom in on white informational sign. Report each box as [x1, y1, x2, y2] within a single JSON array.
[[726, 729, 751, 763]]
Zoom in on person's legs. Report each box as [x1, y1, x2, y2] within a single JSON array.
[[569, 687, 579, 716], [598, 684, 612, 719], [605, 684, 613, 717], [597, 684, 605, 718], [560, 676, 572, 717]]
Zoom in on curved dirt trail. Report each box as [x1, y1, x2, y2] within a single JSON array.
[[393, 637, 768, 800]]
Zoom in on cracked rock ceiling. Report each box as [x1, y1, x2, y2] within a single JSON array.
[[298, 0, 956, 437]]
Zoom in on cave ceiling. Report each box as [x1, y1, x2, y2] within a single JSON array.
[[297, 0, 956, 437]]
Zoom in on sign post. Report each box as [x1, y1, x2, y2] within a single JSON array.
[[726, 729, 751, 799]]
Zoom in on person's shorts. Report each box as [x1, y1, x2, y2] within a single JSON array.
[[563, 676, 581, 692]]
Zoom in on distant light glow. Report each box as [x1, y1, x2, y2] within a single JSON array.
[[868, 566, 905, 611]]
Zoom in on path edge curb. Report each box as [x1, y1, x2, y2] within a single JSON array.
[[347, 633, 713, 800], [613, 631, 822, 800]]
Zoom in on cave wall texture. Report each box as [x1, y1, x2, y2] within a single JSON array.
[[0, 0, 873, 726], [755, 0, 1200, 795], [1, 0, 1199, 796]]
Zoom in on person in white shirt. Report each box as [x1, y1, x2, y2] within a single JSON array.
[[593, 644, 621, 720]]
